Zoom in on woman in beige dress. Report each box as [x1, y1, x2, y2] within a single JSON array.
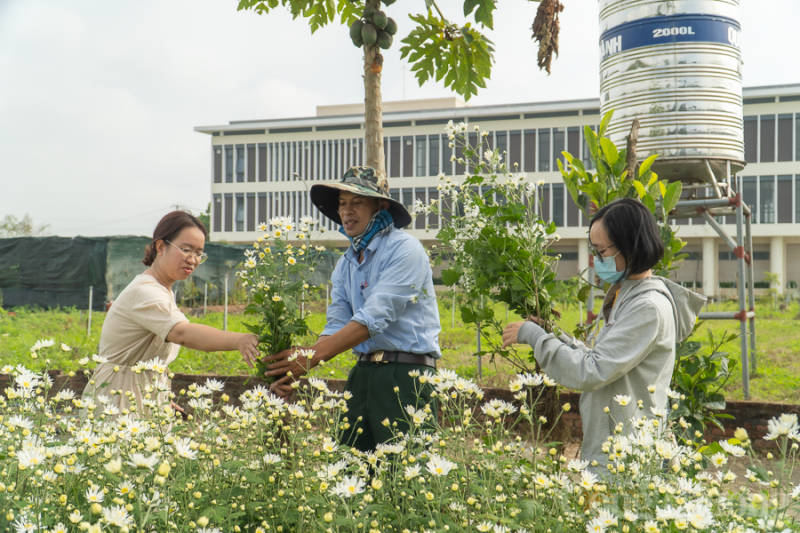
[[82, 211, 259, 416]]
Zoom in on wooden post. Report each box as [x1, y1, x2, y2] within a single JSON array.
[[223, 274, 229, 332], [204, 282, 208, 315], [87, 286, 93, 337]]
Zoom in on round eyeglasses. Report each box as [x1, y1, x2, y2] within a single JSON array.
[[165, 240, 208, 265], [588, 243, 618, 264]]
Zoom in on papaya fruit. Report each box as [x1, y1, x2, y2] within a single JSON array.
[[382, 0, 396, 5], [363, 4, 375, 18], [352, 36, 364, 48], [384, 17, 397, 36], [350, 20, 365, 41], [377, 30, 392, 50], [372, 10, 388, 30], [361, 23, 378, 46]]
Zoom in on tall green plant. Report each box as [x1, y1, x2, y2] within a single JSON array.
[[557, 109, 687, 277], [424, 121, 579, 373]]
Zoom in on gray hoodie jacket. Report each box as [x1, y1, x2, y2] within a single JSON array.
[[518, 276, 706, 469]]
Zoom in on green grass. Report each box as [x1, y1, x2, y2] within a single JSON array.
[[0, 297, 798, 402]]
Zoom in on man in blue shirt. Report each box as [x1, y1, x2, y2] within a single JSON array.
[[262, 166, 442, 451]]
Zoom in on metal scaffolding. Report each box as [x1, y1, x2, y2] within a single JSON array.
[[584, 160, 757, 399]]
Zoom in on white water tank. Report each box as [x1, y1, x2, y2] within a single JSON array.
[[599, 0, 744, 181]]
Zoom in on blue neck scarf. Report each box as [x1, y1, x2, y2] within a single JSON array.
[[339, 209, 394, 253]]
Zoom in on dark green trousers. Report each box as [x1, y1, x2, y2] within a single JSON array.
[[338, 361, 437, 452]]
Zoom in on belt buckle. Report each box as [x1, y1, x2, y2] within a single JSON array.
[[370, 350, 385, 363]]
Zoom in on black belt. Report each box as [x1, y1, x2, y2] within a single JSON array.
[[358, 350, 437, 368]]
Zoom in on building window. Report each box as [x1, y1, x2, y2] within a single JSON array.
[[236, 145, 245, 182], [552, 127, 565, 169], [538, 128, 550, 172], [567, 127, 580, 159], [796, 176, 800, 223], [582, 126, 595, 170], [760, 115, 775, 163], [742, 176, 757, 222], [743, 116, 757, 163], [416, 136, 427, 177], [796, 114, 800, 161], [759, 176, 775, 224], [214, 147, 222, 183], [778, 114, 793, 162], [552, 183, 564, 226], [496, 131, 507, 161], [235, 194, 245, 231], [428, 135, 440, 176], [225, 146, 233, 183], [523, 130, 536, 172], [778, 175, 792, 223], [213, 194, 222, 232], [403, 137, 414, 177]]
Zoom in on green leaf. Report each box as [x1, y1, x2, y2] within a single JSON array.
[[463, 0, 496, 29], [598, 109, 614, 138], [583, 126, 598, 165], [641, 194, 656, 214], [663, 181, 683, 213], [638, 154, 658, 177], [632, 181, 647, 198], [600, 138, 619, 167]]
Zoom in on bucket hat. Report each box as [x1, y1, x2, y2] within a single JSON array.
[[310, 166, 412, 229]]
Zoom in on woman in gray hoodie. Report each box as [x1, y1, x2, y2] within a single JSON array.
[[502, 198, 706, 471]]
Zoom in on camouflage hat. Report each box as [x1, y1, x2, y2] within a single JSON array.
[[310, 166, 412, 228]]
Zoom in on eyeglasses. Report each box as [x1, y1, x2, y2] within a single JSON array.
[[165, 240, 208, 265], [588, 243, 618, 264]]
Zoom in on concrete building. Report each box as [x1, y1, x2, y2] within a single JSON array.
[[195, 84, 800, 295]]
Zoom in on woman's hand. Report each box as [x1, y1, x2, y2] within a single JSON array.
[[502, 317, 542, 349], [237, 334, 260, 368], [502, 321, 525, 349]]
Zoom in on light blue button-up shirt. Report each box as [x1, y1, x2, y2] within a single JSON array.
[[321, 228, 442, 358]]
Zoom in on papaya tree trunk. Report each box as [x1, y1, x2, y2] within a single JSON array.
[[363, 0, 385, 175]]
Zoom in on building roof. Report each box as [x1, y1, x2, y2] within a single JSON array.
[[194, 83, 800, 136]]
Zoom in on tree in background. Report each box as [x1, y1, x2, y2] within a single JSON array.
[[197, 203, 211, 240], [237, 0, 564, 174], [0, 214, 50, 238]]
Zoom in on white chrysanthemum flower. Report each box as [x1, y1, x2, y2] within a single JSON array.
[[91, 354, 108, 364], [7, 415, 35, 431], [567, 459, 590, 472], [263, 453, 282, 465], [102, 505, 132, 527], [17, 448, 46, 469], [710, 452, 728, 467], [117, 481, 135, 496], [404, 464, 421, 480], [623, 510, 638, 522], [425, 453, 456, 477], [579, 470, 598, 490], [30, 338, 55, 351], [720, 440, 746, 457], [613, 394, 631, 406], [684, 500, 714, 529], [174, 438, 198, 460], [126, 453, 159, 470], [330, 475, 366, 499], [85, 485, 105, 503]]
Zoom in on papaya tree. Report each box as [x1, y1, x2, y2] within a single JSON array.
[[237, 0, 565, 175]]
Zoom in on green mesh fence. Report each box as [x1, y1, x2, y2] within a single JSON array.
[[0, 236, 342, 310]]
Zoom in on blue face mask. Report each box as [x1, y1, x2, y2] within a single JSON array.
[[595, 251, 625, 284]]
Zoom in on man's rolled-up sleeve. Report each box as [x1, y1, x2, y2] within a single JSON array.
[[321, 260, 354, 337], [351, 242, 428, 337]]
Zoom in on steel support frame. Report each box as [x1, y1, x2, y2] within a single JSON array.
[[670, 186, 756, 399]]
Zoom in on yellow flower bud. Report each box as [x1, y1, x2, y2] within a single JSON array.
[[324, 512, 333, 523], [197, 517, 209, 527], [158, 461, 171, 477]]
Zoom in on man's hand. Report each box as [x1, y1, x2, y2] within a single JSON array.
[[238, 333, 260, 368], [269, 374, 296, 398], [261, 347, 315, 380]]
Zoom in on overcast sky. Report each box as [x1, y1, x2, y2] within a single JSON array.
[[1, 0, 797, 238]]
